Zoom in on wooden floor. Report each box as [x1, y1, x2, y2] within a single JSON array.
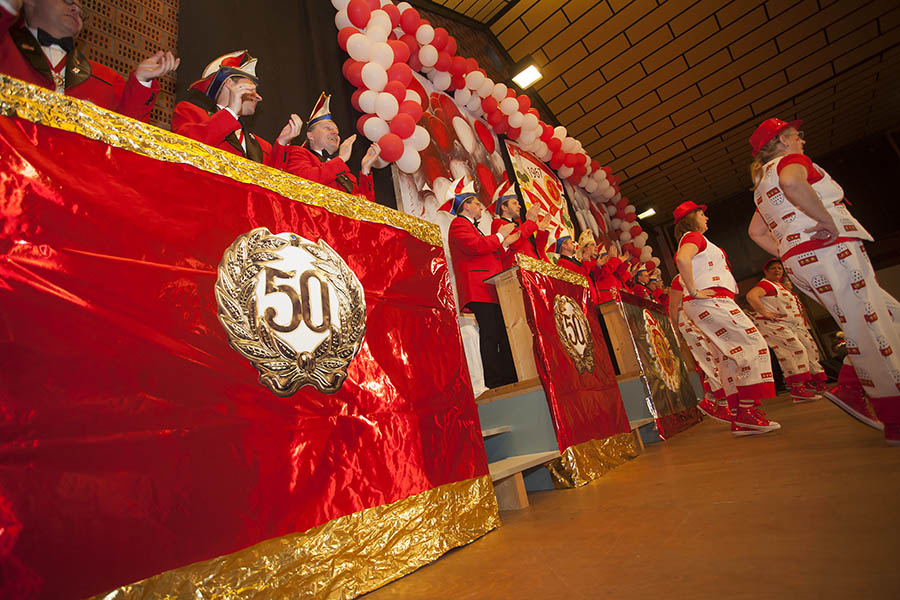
[[365, 393, 900, 599]]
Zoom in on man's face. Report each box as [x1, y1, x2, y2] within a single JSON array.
[[637, 271, 650, 285], [500, 197, 520, 219], [596, 247, 610, 266], [649, 280, 660, 290], [308, 120, 341, 154], [25, 0, 84, 38], [561, 238, 575, 256], [581, 241, 597, 259], [765, 263, 784, 281], [461, 197, 484, 220]]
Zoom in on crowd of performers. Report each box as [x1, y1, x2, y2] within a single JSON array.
[[3, 2, 897, 444]]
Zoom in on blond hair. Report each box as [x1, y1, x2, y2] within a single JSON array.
[[673, 210, 703, 240], [750, 136, 784, 188]]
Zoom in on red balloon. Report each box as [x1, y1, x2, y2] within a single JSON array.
[[383, 80, 406, 102], [408, 51, 423, 72], [435, 52, 452, 72], [464, 57, 478, 73], [387, 62, 412, 86], [399, 34, 418, 59], [493, 119, 509, 136], [517, 95, 531, 112], [616, 198, 629, 210], [347, 0, 371, 28], [547, 137, 561, 152], [432, 27, 449, 51], [365, 0, 380, 9], [400, 8, 420, 34], [350, 89, 364, 112], [624, 212, 637, 222], [445, 36, 457, 56], [540, 123, 553, 142], [602, 166, 612, 176], [590, 160, 602, 173], [338, 27, 359, 52], [481, 95, 498, 113], [629, 246, 642, 258], [507, 126, 521, 139], [357, 113, 373, 135], [382, 3, 401, 26], [630, 225, 642, 237], [378, 133, 405, 162], [487, 109, 504, 127], [398, 100, 423, 123], [645, 260, 655, 270], [528, 107, 540, 117], [550, 150, 565, 169], [390, 112, 416, 139], [449, 56, 467, 76], [564, 153, 580, 168], [506, 88, 517, 98], [450, 74, 465, 89], [343, 59, 364, 88], [388, 40, 410, 64], [615, 209, 625, 219], [474, 119, 495, 154]]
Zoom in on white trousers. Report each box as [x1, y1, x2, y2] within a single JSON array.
[[752, 316, 813, 385], [677, 309, 725, 396]]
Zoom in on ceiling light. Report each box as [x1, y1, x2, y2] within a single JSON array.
[[512, 65, 542, 89], [637, 208, 656, 219]]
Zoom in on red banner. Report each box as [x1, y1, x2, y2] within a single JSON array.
[[0, 112, 490, 598], [517, 264, 630, 451]]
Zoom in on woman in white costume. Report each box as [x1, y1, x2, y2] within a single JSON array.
[[748, 117, 899, 445]]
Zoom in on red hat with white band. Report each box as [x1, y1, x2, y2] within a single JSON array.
[[749, 117, 802, 156]]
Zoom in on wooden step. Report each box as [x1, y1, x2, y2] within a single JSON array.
[[481, 425, 512, 438], [488, 451, 560, 482], [475, 377, 543, 405]]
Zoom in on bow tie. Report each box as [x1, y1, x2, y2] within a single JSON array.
[[37, 29, 74, 53], [472, 219, 481, 228], [319, 149, 334, 160]]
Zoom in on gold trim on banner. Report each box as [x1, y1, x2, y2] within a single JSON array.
[[91, 475, 500, 600], [546, 433, 641, 489], [516, 253, 589, 288], [0, 75, 441, 247]]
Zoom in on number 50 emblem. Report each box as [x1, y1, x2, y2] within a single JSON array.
[[553, 295, 594, 374], [215, 228, 366, 396]]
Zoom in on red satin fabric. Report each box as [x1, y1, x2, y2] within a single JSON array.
[[0, 116, 487, 599], [517, 269, 630, 451]]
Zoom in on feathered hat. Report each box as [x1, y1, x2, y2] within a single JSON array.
[[439, 176, 478, 215], [309, 92, 333, 127], [553, 226, 573, 255], [190, 50, 258, 100], [575, 230, 596, 260], [487, 178, 517, 216]]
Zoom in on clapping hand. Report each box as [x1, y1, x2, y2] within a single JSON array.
[[276, 114, 303, 145], [360, 142, 381, 175], [135, 51, 180, 83]]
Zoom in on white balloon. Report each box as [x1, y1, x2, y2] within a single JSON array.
[[433, 70, 451, 91], [346, 33, 371, 62], [477, 78, 494, 98], [375, 92, 399, 120], [561, 136, 577, 152], [465, 95, 482, 113], [553, 125, 567, 139], [586, 179, 599, 193], [332, 0, 350, 10], [404, 89, 421, 104], [358, 89, 377, 113], [635, 237, 646, 249], [366, 26, 389, 45], [620, 231, 632, 243], [397, 143, 422, 173], [651, 257, 661, 267], [370, 42, 394, 69], [361, 61, 387, 91], [368, 9, 391, 31], [465, 70, 485, 91], [558, 165, 574, 178], [499, 97, 518, 115], [578, 176, 589, 188], [508, 111, 524, 128], [518, 128, 536, 145], [416, 24, 435, 45], [491, 82, 508, 101], [419, 44, 438, 67], [522, 112, 539, 131], [593, 169, 607, 181], [454, 87, 472, 106], [624, 204, 636, 213], [597, 179, 610, 192], [452, 116, 475, 153], [602, 186, 616, 199], [611, 218, 622, 229], [612, 192, 622, 202], [335, 10, 352, 30], [397, 2, 412, 11], [606, 205, 617, 218], [363, 116, 389, 142], [410, 125, 430, 151]]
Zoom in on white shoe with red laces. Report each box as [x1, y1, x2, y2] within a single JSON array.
[[732, 407, 781, 436], [791, 384, 821, 403]]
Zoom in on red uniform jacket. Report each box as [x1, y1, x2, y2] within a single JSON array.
[[557, 255, 599, 304], [172, 90, 287, 167], [285, 145, 375, 201], [448, 215, 504, 309], [591, 261, 621, 303], [1, 8, 158, 121], [490, 216, 549, 268]]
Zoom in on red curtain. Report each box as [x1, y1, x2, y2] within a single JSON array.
[[0, 116, 487, 598]]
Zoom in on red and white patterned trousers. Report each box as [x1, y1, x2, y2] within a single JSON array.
[[751, 316, 816, 385], [677, 309, 725, 397]]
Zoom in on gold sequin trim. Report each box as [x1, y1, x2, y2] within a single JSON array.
[[0, 74, 441, 246], [546, 433, 641, 488], [91, 475, 500, 600], [516, 253, 589, 288]]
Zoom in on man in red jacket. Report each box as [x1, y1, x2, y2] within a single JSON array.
[[172, 50, 302, 167], [555, 230, 599, 304], [444, 176, 519, 389], [1, 0, 178, 121], [488, 178, 550, 267], [284, 92, 381, 201]]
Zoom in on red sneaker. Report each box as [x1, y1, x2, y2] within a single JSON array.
[[821, 384, 883, 431], [791, 384, 821, 403], [697, 397, 717, 418], [885, 424, 900, 447], [732, 407, 781, 436], [704, 403, 734, 425], [806, 380, 829, 392]]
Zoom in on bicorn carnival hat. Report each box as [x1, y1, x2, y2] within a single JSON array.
[[190, 50, 258, 99]]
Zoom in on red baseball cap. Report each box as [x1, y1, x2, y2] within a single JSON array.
[[673, 201, 707, 223], [749, 117, 802, 156]]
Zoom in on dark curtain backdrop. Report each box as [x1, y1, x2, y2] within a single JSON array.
[[176, 1, 396, 208]]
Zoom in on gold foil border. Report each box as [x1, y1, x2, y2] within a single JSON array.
[[91, 475, 500, 600], [0, 74, 441, 247], [516, 253, 589, 288], [546, 433, 641, 489]]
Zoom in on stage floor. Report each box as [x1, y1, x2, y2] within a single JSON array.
[[364, 392, 900, 599]]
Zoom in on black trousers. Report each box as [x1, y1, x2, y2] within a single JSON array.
[[467, 301, 518, 389]]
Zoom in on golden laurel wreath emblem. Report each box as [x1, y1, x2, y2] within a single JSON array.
[[215, 227, 366, 396], [642, 308, 680, 392], [553, 295, 594, 374]]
